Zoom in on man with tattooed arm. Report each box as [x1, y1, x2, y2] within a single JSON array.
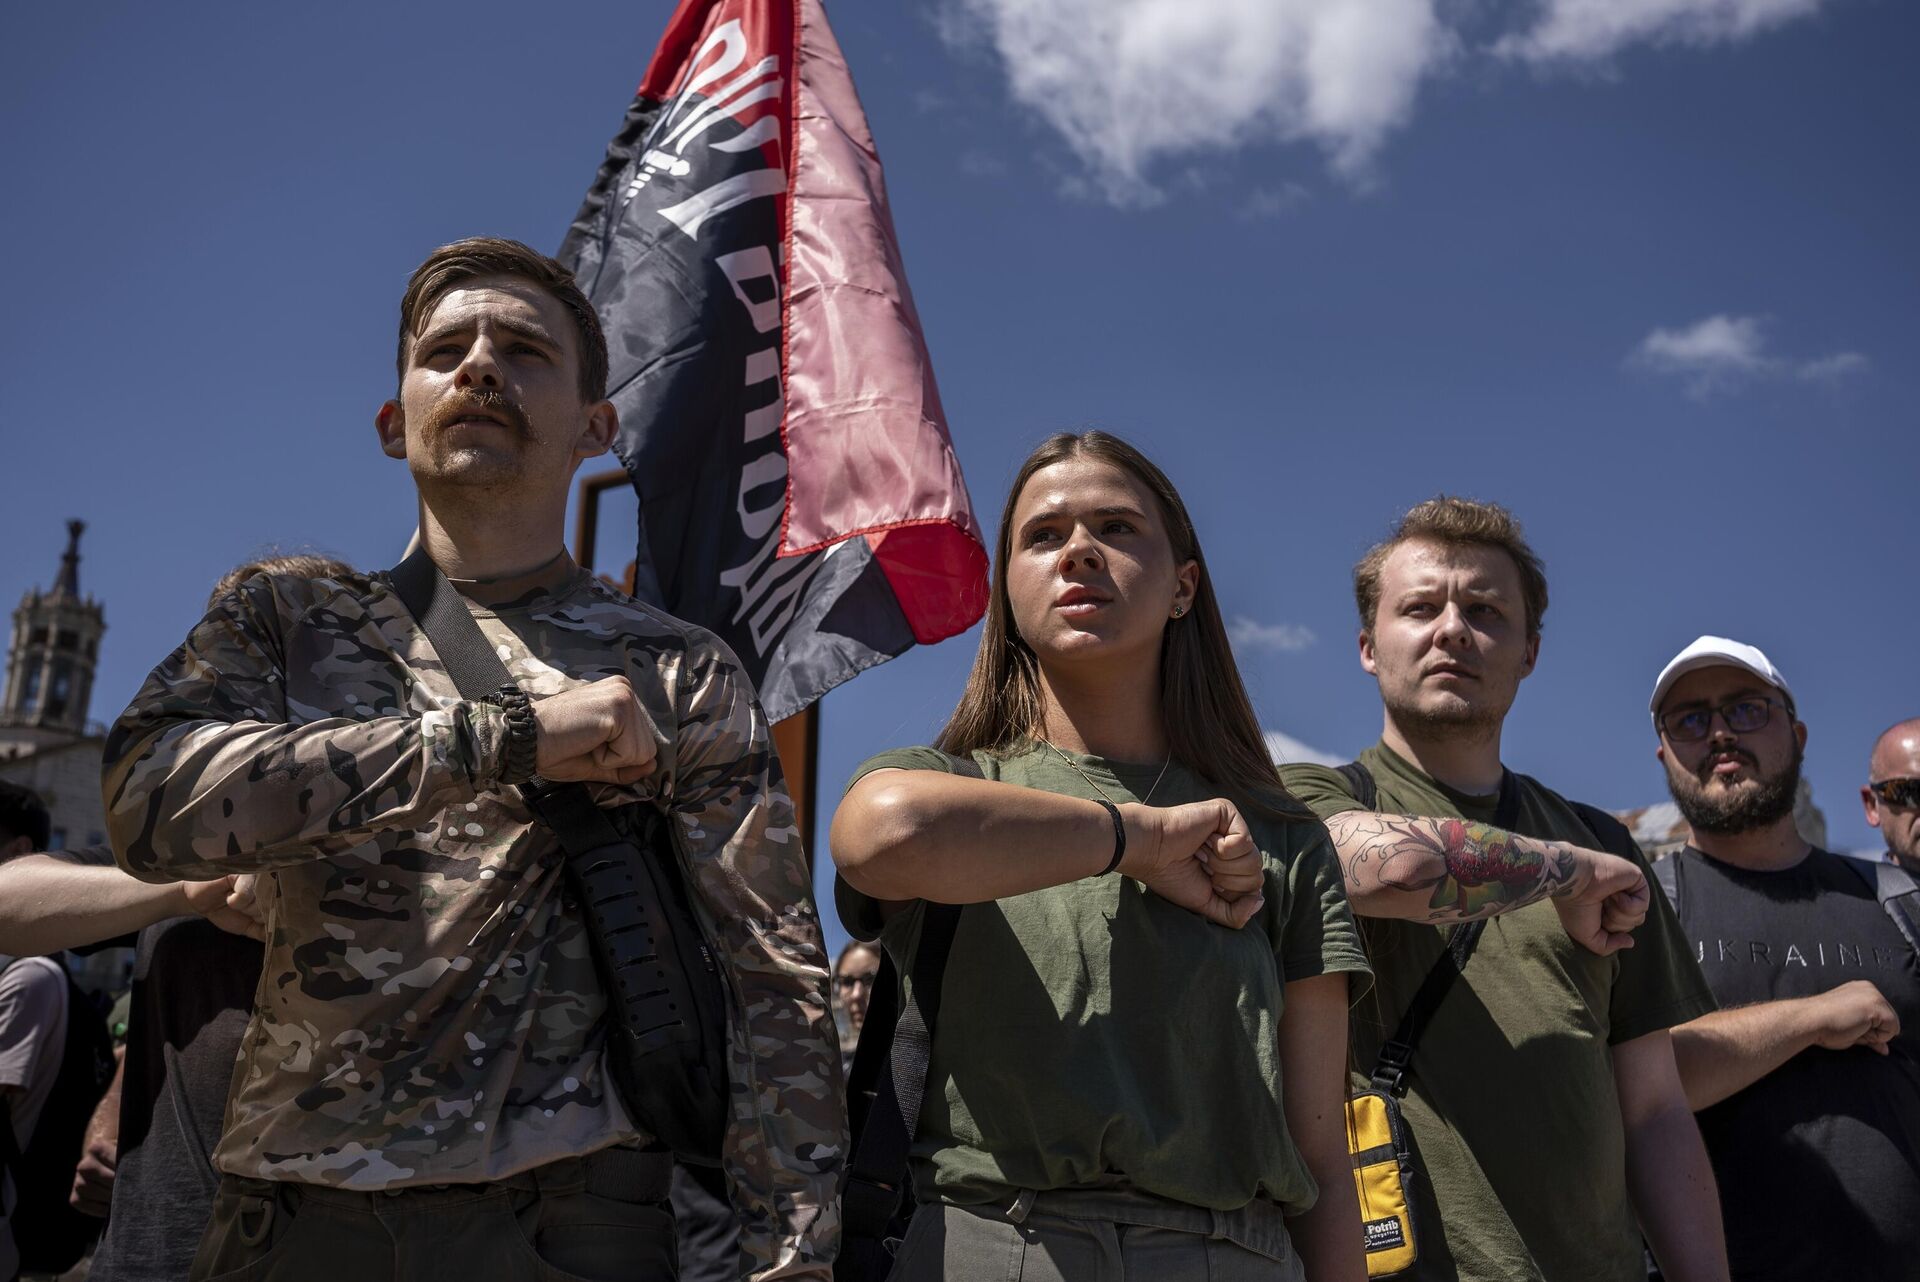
[[1279, 498, 1727, 1282]]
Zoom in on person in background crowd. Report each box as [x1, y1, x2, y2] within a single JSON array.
[[0, 784, 68, 1282], [1863, 717, 1920, 875], [1279, 497, 1728, 1282], [833, 941, 880, 1070], [101, 237, 841, 1282], [0, 556, 343, 1282], [1651, 637, 1920, 1282]]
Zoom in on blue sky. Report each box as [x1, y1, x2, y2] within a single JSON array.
[[3, 0, 1913, 954]]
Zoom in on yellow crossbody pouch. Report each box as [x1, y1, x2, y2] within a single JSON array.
[[1346, 1087, 1418, 1277]]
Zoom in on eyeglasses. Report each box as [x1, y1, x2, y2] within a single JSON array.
[[1870, 778, 1920, 809], [1657, 696, 1791, 744], [835, 974, 874, 991]]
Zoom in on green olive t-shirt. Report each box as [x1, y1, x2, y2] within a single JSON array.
[[837, 743, 1370, 1214], [1279, 743, 1715, 1282]]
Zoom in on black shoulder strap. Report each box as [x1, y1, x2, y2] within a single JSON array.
[[1566, 800, 1639, 862], [842, 752, 980, 1243], [1335, 761, 1379, 812], [387, 550, 634, 870], [1369, 769, 1520, 1097]]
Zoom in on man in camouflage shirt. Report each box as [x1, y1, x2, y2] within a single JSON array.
[[102, 237, 843, 1281]]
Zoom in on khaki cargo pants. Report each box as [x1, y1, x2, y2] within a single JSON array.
[[886, 1188, 1306, 1281], [189, 1148, 677, 1282]]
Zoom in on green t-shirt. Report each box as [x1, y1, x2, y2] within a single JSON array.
[[838, 743, 1370, 1214], [1279, 743, 1715, 1282]]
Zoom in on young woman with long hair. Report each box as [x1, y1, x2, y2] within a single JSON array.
[[831, 431, 1371, 1280]]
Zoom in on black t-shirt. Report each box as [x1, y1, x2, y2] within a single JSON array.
[[1666, 847, 1920, 1282], [55, 847, 260, 1282]]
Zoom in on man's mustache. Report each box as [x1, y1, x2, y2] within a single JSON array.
[[426, 389, 530, 437]]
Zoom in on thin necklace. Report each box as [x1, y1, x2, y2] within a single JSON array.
[[1042, 738, 1172, 806], [444, 548, 569, 586]]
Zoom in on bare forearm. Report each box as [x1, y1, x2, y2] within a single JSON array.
[[1280, 973, 1366, 1282], [0, 857, 191, 955], [831, 772, 1114, 902], [1326, 810, 1579, 923], [1627, 1106, 1728, 1281], [1670, 1003, 1819, 1110]]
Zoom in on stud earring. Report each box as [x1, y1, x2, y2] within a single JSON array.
[[1171, 605, 1185, 618]]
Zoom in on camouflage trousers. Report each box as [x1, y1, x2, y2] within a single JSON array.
[[885, 1189, 1305, 1281], [189, 1148, 677, 1282]]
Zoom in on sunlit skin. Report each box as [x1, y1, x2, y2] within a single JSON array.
[[1655, 665, 1808, 871], [1360, 539, 1538, 794], [1004, 457, 1197, 755], [374, 275, 616, 582], [1863, 719, 1920, 871]]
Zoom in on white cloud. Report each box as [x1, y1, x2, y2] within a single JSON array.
[[1497, 0, 1829, 64], [1264, 729, 1346, 768], [1796, 350, 1870, 382], [1631, 313, 1868, 397], [945, 0, 1451, 203], [1228, 616, 1318, 652], [944, 0, 1836, 205]]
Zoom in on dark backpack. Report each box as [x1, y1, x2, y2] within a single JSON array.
[[0, 955, 115, 1274]]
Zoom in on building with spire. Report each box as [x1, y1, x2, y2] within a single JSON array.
[[0, 520, 110, 850]]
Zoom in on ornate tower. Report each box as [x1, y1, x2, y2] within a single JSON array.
[[0, 521, 108, 759]]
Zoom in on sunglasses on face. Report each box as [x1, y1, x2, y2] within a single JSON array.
[[1870, 778, 1920, 809], [1658, 696, 1791, 744], [835, 974, 874, 991]]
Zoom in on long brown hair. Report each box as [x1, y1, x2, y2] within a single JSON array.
[[936, 431, 1303, 819]]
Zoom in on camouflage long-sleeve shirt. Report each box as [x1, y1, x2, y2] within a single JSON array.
[[102, 563, 843, 1279]]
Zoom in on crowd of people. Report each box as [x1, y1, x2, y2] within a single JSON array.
[[0, 236, 1913, 1282]]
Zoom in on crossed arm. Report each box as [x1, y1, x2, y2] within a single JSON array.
[[1324, 810, 1651, 952]]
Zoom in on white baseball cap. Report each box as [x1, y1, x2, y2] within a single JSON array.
[[1649, 635, 1794, 721]]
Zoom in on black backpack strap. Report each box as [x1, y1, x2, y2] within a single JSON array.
[[1566, 800, 1641, 862], [1335, 761, 1379, 812], [1369, 770, 1520, 1097], [1839, 855, 1920, 959], [842, 751, 981, 1245]]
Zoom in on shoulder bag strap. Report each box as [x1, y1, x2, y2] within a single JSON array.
[[1334, 761, 1379, 812], [1370, 770, 1519, 1096], [387, 550, 630, 850], [842, 752, 979, 1241]]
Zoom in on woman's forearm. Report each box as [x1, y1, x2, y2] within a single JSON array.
[[830, 769, 1116, 903]]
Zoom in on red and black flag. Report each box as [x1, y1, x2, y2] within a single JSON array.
[[559, 0, 987, 723]]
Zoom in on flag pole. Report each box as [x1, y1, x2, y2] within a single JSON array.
[[573, 468, 821, 868]]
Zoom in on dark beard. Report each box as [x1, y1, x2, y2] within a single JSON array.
[[1668, 743, 1802, 836]]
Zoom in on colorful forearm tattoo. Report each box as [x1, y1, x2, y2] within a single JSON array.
[[1330, 813, 1580, 922]]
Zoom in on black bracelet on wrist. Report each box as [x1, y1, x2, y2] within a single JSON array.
[[484, 684, 538, 786], [1093, 798, 1126, 875]]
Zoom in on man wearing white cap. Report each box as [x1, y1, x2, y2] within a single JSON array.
[[1651, 636, 1920, 1282]]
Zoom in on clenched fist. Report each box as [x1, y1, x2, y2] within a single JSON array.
[[1117, 799, 1266, 930], [1806, 979, 1899, 1054], [531, 676, 660, 785], [1551, 848, 1650, 956]]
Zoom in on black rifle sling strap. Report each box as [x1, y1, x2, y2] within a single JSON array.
[[1369, 769, 1521, 1097], [841, 754, 979, 1247], [387, 548, 726, 1159]]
